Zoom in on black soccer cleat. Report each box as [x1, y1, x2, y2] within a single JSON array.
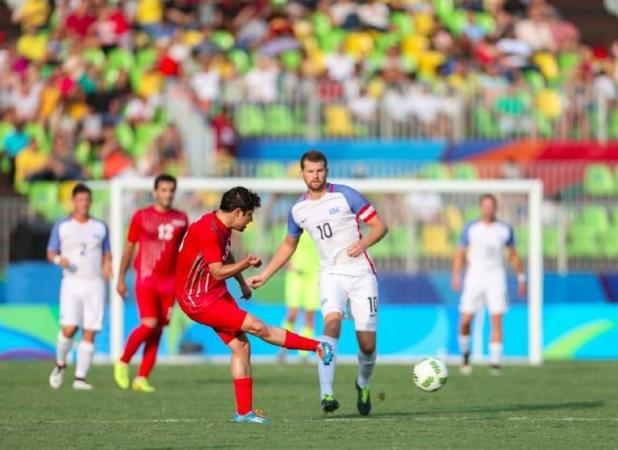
[[321, 395, 340, 413], [355, 380, 371, 416]]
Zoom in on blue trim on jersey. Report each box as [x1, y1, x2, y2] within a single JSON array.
[[47, 216, 71, 252], [458, 220, 477, 247], [287, 194, 304, 237], [93, 218, 112, 253], [330, 183, 369, 215], [499, 220, 515, 247]]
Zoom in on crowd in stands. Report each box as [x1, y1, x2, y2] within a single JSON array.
[[1, 0, 618, 192]]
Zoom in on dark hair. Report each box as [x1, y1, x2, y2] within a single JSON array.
[[300, 150, 328, 170], [220, 187, 261, 213], [154, 173, 177, 190], [72, 183, 92, 198], [479, 193, 497, 205]]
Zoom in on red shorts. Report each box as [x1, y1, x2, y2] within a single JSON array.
[[136, 277, 176, 325], [183, 293, 248, 344]]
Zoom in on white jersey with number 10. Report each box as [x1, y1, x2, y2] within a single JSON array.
[[287, 183, 377, 276]]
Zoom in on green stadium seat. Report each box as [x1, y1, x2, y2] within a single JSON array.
[[235, 105, 265, 136], [312, 12, 332, 37], [265, 105, 297, 136], [608, 109, 618, 140], [228, 49, 251, 74], [514, 226, 529, 258], [567, 223, 599, 258], [256, 162, 286, 179], [602, 226, 618, 258], [583, 164, 615, 196], [281, 50, 302, 71], [543, 226, 560, 259], [318, 28, 345, 52], [108, 48, 134, 71], [451, 164, 478, 180], [136, 47, 159, 70], [577, 205, 609, 233], [211, 31, 235, 50], [82, 48, 106, 67], [611, 207, 618, 226], [434, 0, 454, 16], [115, 122, 134, 150], [130, 122, 164, 159], [463, 206, 480, 223], [390, 11, 414, 36], [475, 12, 496, 34], [523, 70, 545, 90], [473, 106, 499, 138], [420, 164, 450, 179], [24, 122, 51, 153], [375, 33, 400, 54], [29, 182, 60, 221], [440, 9, 468, 35], [90, 186, 110, 219]]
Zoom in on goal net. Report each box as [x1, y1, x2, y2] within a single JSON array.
[[109, 177, 543, 365]]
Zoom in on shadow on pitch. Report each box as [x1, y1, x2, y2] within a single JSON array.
[[328, 401, 604, 419]]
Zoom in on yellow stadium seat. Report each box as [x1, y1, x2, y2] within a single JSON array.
[[414, 13, 435, 36], [324, 105, 355, 136], [533, 52, 559, 80], [344, 32, 374, 60], [402, 35, 429, 59], [444, 205, 464, 233], [421, 224, 452, 257], [535, 89, 562, 119], [418, 51, 445, 78]]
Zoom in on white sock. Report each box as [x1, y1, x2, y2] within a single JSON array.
[[318, 335, 338, 398], [75, 341, 94, 379], [458, 334, 470, 355], [357, 351, 376, 388], [489, 342, 503, 366], [56, 333, 73, 366]]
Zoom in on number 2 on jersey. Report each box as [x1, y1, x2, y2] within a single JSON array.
[[316, 222, 333, 240], [158, 223, 174, 241]]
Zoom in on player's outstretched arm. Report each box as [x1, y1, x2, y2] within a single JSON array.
[[208, 254, 261, 282], [247, 235, 299, 288], [507, 246, 526, 296], [347, 215, 388, 257], [451, 247, 466, 291], [116, 242, 136, 298]]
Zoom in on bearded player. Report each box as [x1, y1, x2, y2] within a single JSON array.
[[248, 150, 388, 416], [175, 186, 333, 424], [114, 174, 188, 392]]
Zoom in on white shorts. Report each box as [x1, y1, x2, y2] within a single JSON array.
[[59, 277, 105, 331], [459, 273, 508, 315], [319, 272, 378, 332]]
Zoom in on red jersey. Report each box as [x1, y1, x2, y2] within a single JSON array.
[[176, 212, 231, 314], [127, 206, 188, 281]]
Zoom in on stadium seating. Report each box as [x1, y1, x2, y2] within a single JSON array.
[[583, 164, 615, 196]]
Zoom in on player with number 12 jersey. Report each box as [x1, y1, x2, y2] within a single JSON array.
[[114, 174, 188, 393]]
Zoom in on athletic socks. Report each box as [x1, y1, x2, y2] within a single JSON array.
[[120, 324, 154, 364], [357, 351, 376, 388], [138, 327, 163, 378], [75, 341, 94, 380], [283, 330, 320, 351], [56, 332, 73, 366], [318, 335, 338, 397], [490, 342, 503, 366], [233, 377, 253, 415]]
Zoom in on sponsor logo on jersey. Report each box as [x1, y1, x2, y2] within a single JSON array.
[[328, 207, 340, 215]]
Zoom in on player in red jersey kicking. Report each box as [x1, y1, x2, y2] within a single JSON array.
[[114, 174, 188, 393], [175, 187, 333, 424]]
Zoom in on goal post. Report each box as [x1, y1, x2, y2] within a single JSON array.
[[109, 177, 543, 365]]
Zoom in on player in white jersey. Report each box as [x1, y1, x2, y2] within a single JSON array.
[[451, 194, 526, 376], [47, 183, 112, 390], [248, 150, 388, 415]]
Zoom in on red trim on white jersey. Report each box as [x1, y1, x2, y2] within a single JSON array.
[[357, 204, 377, 223]]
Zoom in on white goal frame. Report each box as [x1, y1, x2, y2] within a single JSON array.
[[109, 177, 544, 365]]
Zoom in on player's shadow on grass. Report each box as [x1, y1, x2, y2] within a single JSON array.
[[331, 401, 604, 419]]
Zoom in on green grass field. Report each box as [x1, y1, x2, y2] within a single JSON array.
[[1, 361, 617, 449]]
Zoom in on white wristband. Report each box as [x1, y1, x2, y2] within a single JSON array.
[[517, 273, 526, 283], [53, 255, 62, 265]]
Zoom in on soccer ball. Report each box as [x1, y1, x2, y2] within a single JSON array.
[[412, 357, 448, 392]]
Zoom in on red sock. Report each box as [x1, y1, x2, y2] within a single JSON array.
[[120, 324, 152, 363], [283, 330, 320, 351], [233, 377, 253, 415], [138, 327, 162, 378]]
